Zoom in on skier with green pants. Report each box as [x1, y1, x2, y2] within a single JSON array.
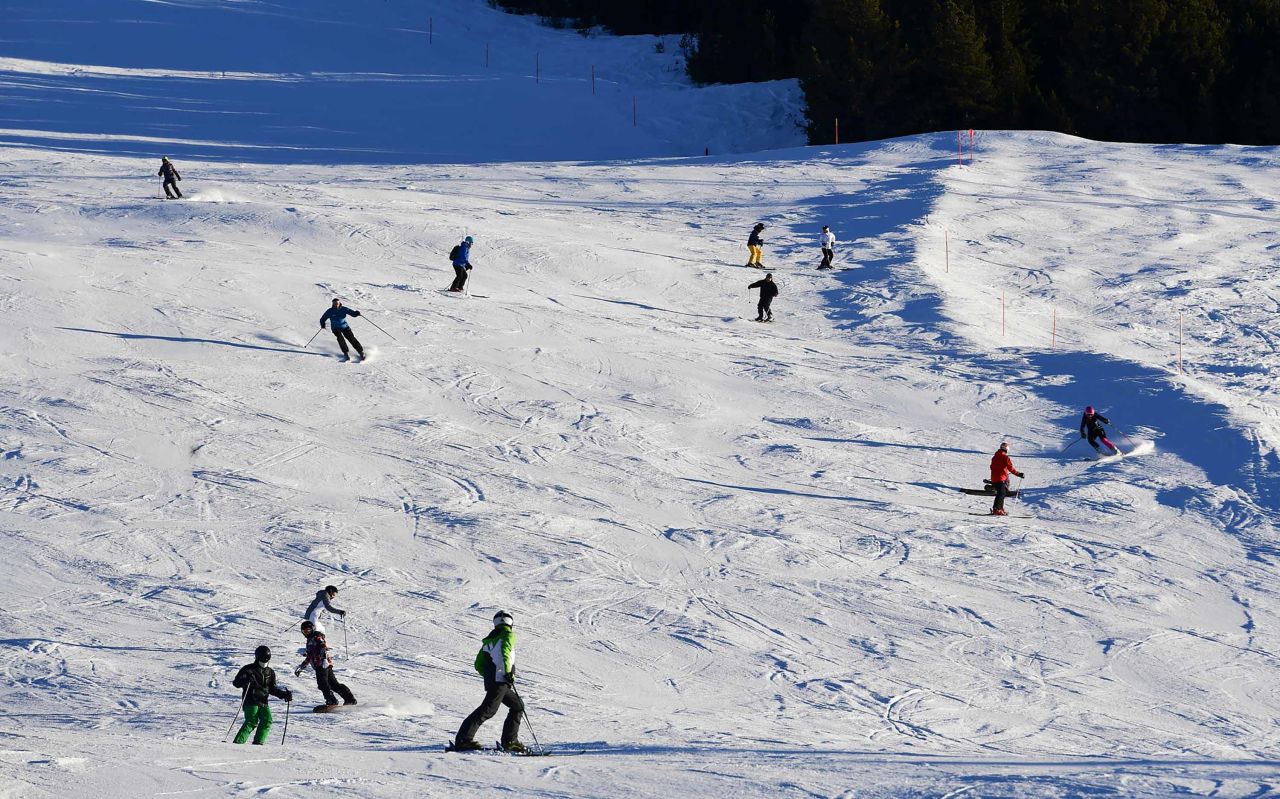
[[454, 611, 526, 753], [231, 645, 293, 745]]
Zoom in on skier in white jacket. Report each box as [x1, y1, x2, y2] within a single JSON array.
[[819, 226, 837, 269]]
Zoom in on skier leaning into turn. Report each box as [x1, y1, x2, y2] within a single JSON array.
[[231, 645, 293, 744], [319, 298, 366, 362], [158, 156, 182, 199], [1079, 406, 1119, 456], [303, 585, 346, 629], [454, 610, 527, 753]]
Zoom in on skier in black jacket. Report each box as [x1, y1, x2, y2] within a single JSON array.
[[748, 273, 778, 321], [231, 645, 292, 744], [746, 223, 765, 267], [158, 156, 182, 199], [1079, 406, 1119, 455]]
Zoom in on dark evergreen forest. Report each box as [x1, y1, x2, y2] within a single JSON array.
[[489, 0, 1280, 145]]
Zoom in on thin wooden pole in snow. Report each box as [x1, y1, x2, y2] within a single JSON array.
[[429, 17, 433, 45], [536, 52, 540, 83], [834, 117, 839, 145], [1179, 313, 1183, 374], [632, 96, 637, 127]]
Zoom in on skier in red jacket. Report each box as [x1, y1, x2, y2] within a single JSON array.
[[988, 441, 1025, 516]]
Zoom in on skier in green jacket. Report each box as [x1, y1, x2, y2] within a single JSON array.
[[231, 645, 293, 744], [454, 611, 526, 752]]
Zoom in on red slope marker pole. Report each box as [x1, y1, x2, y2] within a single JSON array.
[[968, 128, 975, 163], [1179, 313, 1183, 374], [957, 131, 963, 165], [835, 117, 839, 145]]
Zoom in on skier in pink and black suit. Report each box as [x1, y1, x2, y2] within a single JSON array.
[[1079, 406, 1119, 455]]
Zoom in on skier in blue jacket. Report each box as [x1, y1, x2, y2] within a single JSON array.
[[319, 298, 365, 361], [448, 236, 474, 293]]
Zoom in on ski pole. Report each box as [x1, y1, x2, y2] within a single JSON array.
[[304, 329, 322, 349], [1113, 425, 1138, 450], [281, 700, 291, 745], [341, 617, 349, 660], [223, 689, 247, 742], [362, 316, 398, 342], [279, 618, 301, 635], [1062, 438, 1082, 455], [1013, 475, 1024, 503], [514, 689, 543, 754]]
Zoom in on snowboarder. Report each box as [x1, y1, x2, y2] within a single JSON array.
[[448, 236, 474, 292], [748, 273, 778, 322], [988, 441, 1025, 516], [819, 225, 836, 269], [319, 298, 365, 362], [1079, 406, 1119, 456], [158, 156, 182, 199], [231, 645, 293, 745], [746, 223, 765, 268], [454, 610, 526, 753], [295, 620, 356, 707], [303, 585, 346, 629]]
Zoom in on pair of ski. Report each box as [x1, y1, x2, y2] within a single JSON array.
[[443, 741, 576, 757]]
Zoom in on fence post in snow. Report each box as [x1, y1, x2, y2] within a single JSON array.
[[957, 131, 963, 165], [429, 17, 433, 45], [835, 117, 839, 145], [968, 128, 975, 163]]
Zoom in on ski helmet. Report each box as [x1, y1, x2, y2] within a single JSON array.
[[1084, 405, 1095, 416], [464, 236, 474, 244], [325, 585, 338, 596], [493, 610, 514, 628], [255, 645, 271, 663], [999, 441, 1008, 451]]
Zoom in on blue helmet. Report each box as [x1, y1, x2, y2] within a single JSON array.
[[464, 236, 474, 244]]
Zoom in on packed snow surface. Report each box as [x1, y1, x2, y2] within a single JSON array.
[[4, 2, 1280, 799]]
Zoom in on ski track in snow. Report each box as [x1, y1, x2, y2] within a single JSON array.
[[1, 4, 1279, 799]]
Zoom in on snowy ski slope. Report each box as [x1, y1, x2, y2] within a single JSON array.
[[3, 2, 1280, 798]]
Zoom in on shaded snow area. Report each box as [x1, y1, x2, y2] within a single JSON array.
[[3, 2, 1280, 798], [0, 0, 803, 162], [4, 131, 1280, 797]]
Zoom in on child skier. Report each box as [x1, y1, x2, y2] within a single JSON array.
[[231, 645, 293, 744], [1079, 406, 1119, 456], [988, 441, 1025, 516], [746, 223, 765, 268], [748, 273, 779, 322], [303, 585, 346, 629], [158, 156, 182, 199], [295, 620, 356, 708], [819, 225, 836, 269], [454, 611, 526, 753], [319, 298, 366, 362]]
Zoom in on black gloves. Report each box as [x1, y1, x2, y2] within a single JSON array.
[[294, 667, 303, 677], [351, 310, 361, 317], [1017, 472, 1026, 479], [505, 671, 516, 686], [282, 689, 293, 702], [465, 265, 472, 271], [338, 610, 346, 617]]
